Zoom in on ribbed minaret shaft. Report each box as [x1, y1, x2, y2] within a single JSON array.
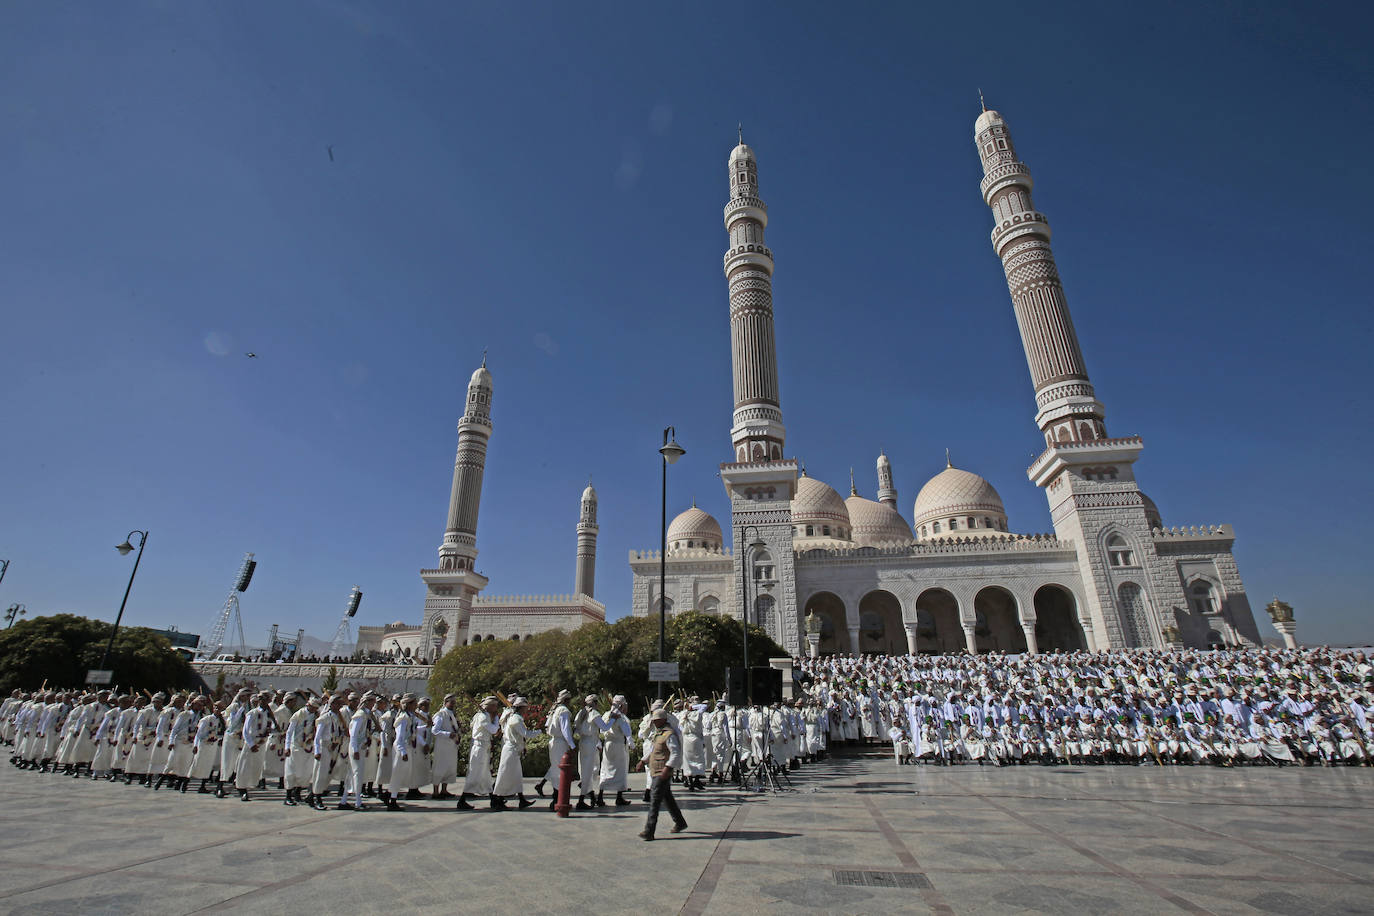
[[575, 482, 598, 598], [439, 359, 493, 571], [724, 136, 785, 463], [876, 452, 897, 508], [976, 108, 1106, 446]]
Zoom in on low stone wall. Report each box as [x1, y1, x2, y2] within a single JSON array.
[[191, 662, 434, 695]]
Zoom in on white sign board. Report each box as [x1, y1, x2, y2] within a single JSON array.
[[648, 661, 679, 683], [86, 669, 113, 685]]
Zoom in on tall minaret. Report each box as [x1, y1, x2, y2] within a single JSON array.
[[725, 130, 786, 463], [719, 130, 801, 654], [876, 451, 897, 508], [574, 480, 598, 599], [421, 357, 492, 652], [976, 106, 1106, 447]]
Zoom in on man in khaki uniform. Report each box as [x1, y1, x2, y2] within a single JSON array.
[[639, 708, 688, 841]]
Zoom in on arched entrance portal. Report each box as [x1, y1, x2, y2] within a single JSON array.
[[803, 592, 849, 654], [1033, 585, 1085, 652], [857, 590, 904, 654], [914, 588, 963, 653], [974, 586, 1027, 653]]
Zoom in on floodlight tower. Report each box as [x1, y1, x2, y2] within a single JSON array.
[[329, 586, 362, 659], [197, 553, 256, 659]]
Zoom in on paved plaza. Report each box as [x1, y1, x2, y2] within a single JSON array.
[[0, 755, 1369, 915]]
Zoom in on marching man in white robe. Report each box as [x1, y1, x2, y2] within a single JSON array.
[[598, 696, 633, 806], [344, 693, 375, 811], [573, 695, 605, 809], [385, 695, 418, 811], [492, 697, 537, 809], [430, 695, 461, 800], [537, 689, 575, 809], [235, 693, 276, 801], [457, 696, 502, 810]]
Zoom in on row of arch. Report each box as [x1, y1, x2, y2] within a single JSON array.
[[803, 584, 1087, 655], [468, 633, 534, 643]]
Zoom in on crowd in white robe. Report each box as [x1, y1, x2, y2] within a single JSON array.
[[797, 647, 1373, 767]]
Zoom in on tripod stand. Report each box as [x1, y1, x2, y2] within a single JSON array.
[[739, 707, 794, 793]]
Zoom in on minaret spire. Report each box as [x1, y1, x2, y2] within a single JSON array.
[[976, 107, 1105, 446], [575, 479, 598, 599], [849, 467, 856, 496], [421, 358, 493, 652], [876, 451, 897, 508], [724, 133, 785, 462]]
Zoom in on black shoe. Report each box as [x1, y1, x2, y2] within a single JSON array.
[[616, 792, 631, 806], [239, 790, 250, 802], [215, 783, 226, 798], [642, 789, 651, 803], [336, 802, 353, 810], [456, 795, 474, 810], [490, 796, 507, 809], [198, 780, 209, 794], [533, 780, 546, 797], [405, 789, 424, 800], [671, 823, 687, 834], [548, 798, 558, 810], [575, 798, 591, 810], [594, 791, 606, 808], [518, 795, 535, 809], [284, 793, 297, 806], [638, 829, 655, 841], [386, 799, 402, 811], [180, 778, 190, 793]]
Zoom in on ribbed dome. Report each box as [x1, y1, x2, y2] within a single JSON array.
[[729, 143, 755, 163], [1140, 492, 1163, 529], [913, 465, 1007, 533], [845, 495, 913, 547], [792, 476, 850, 530], [470, 365, 492, 388], [666, 505, 723, 553], [582, 484, 597, 502], [975, 109, 1004, 135]]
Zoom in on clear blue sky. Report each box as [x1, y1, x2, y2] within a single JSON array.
[[3, 2, 1370, 647]]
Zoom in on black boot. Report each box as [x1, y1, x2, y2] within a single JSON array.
[[198, 779, 209, 794], [490, 795, 507, 809], [518, 794, 535, 809], [643, 788, 651, 803], [239, 788, 250, 802], [180, 777, 190, 793], [153, 774, 167, 791], [576, 794, 591, 810], [215, 781, 226, 798], [456, 793, 474, 810], [533, 779, 546, 797], [385, 796, 402, 811], [284, 789, 297, 806], [595, 791, 606, 808], [616, 792, 630, 806]]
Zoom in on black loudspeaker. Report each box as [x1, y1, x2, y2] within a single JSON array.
[[726, 667, 784, 706], [235, 560, 256, 593]]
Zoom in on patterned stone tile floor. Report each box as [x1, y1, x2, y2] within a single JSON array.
[[0, 756, 1368, 914]]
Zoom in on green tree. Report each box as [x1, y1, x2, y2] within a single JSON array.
[[428, 611, 784, 716], [322, 666, 339, 691], [0, 614, 191, 693]]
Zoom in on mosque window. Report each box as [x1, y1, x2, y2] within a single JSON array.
[[967, 517, 976, 529], [687, 540, 695, 548], [948, 518, 958, 531], [806, 525, 814, 536], [997, 138, 1007, 150], [1107, 535, 1136, 567], [920, 526, 927, 537], [984, 142, 994, 156], [822, 526, 831, 536], [932, 522, 941, 534], [983, 517, 993, 529]]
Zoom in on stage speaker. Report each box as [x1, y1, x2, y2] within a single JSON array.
[[235, 560, 256, 593], [726, 666, 784, 706]]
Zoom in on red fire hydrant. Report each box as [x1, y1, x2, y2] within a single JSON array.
[[555, 748, 576, 818]]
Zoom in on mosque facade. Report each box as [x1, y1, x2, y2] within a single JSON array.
[[629, 108, 1263, 657]]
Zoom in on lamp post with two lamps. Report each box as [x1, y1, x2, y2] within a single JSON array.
[[656, 427, 685, 700], [4, 603, 25, 629], [99, 530, 149, 674]]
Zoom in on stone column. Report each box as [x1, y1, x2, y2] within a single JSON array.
[[1271, 620, 1298, 650], [847, 624, 861, 656], [806, 633, 820, 659], [904, 624, 918, 656], [1080, 617, 1099, 653], [1020, 623, 1039, 656], [962, 623, 978, 655]]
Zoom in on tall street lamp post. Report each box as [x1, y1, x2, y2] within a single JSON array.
[[657, 427, 685, 700], [100, 530, 149, 673], [4, 603, 25, 629]]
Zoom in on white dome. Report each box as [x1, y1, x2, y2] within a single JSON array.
[[975, 109, 1004, 135], [845, 495, 913, 547], [729, 142, 755, 163], [913, 464, 1008, 536], [470, 365, 492, 388], [791, 476, 851, 541], [666, 505, 723, 553], [582, 484, 597, 502]]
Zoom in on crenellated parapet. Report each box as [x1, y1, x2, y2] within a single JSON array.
[[1151, 524, 1234, 541]]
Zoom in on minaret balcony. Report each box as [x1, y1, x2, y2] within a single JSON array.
[[980, 162, 1032, 199], [723, 247, 774, 273], [724, 196, 768, 227], [992, 216, 1051, 250]]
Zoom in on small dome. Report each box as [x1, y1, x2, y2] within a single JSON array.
[[845, 495, 913, 547], [666, 505, 723, 553], [470, 364, 492, 389], [582, 483, 597, 502], [729, 143, 755, 163], [792, 476, 851, 534], [975, 109, 1004, 135], [913, 463, 1008, 535], [1140, 492, 1163, 529]]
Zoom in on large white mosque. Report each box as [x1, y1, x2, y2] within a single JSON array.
[[629, 107, 1264, 657]]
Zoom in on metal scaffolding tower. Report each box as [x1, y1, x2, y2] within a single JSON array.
[[328, 586, 362, 659], [197, 553, 254, 659]]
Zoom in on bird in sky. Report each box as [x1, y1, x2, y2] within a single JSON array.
[[245, 352, 258, 359]]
